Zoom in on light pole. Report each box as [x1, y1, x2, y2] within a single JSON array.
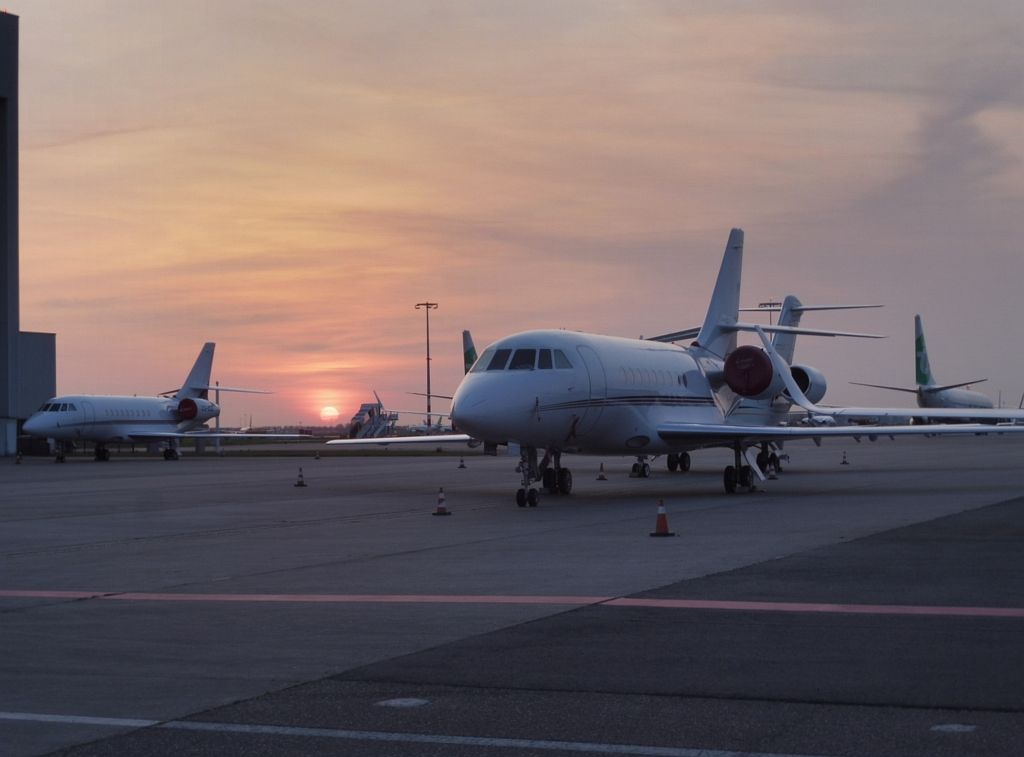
[[757, 299, 782, 326], [415, 301, 438, 428]]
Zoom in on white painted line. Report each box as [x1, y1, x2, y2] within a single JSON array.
[[0, 711, 156, 728], [930, 723, 977, 733], [0, 711, 831, 757], [374, 697, 430, 708]]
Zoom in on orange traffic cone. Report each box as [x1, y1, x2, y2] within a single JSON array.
[[294, 467, 307, 487], [649, 499, 675, 537], [596, 463, 607, 481], [841, 451, 849, 465], [432, 487, 452, 516]]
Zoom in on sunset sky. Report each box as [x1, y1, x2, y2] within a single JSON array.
[[9, 1, 1024, 425]]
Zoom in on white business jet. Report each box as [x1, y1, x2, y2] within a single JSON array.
[[23, 342, 288, 461], [329, 229, 1024, 506], [851, 314, 993, 412]]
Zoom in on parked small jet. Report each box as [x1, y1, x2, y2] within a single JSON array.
[[22, 342, 294, 461], [851, 314, 993, 411], [330, 229, 1024, 505]]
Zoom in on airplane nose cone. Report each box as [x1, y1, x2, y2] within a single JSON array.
[[450, 385, 492, 439], [23, 415, 44, 436]]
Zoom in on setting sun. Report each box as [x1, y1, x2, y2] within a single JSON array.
[[319, 406, 340, 423]]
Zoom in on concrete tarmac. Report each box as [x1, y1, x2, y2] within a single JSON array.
[[1, 435, 1022, 756]]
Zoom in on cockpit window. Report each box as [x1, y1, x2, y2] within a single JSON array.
[[537, 349, 553, 369], [469, 348, 494, 373], [509, 349, 536, 370], [553, 349, 573, 369], [486, 348, 512, 371]]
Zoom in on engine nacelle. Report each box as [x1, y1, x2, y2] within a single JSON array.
[[723, 346, 787, 399], [177, 398, 198, 421], [787, 364, 828, 404]]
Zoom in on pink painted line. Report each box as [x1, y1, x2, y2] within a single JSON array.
[[607, 597, 1024, 618], [3, 590, 1023, 618], [104, 592, 612, 605], [0, 590, 105, 599]]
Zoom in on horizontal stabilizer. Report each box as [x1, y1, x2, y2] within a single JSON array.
[[730, 323, 885, 339], [647, 327, 701, 343], [925, 379, 988, 392], [849, 381, 919, 394], [195, 385, 273, 395], [740, 304, 883, 313]]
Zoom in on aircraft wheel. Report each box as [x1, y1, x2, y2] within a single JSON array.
[[641, 462, 651, 478], [557, 468, 573, 495], [667, 453, 679, 472], [739, 465, 754, 489], [679, 452, 691, 472], [526, 489, 540, 507], [516, 488, 527, 507], [542, 468, 557, 493], [630, 462, 640, 477], [769, 453, 781, 473], [756, 450, 770, 471], [723, 465, 737, 494]]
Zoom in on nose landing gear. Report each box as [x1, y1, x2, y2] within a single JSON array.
[[516, 446, 572, 506]]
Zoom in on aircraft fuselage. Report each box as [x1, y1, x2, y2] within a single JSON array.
[[23, 395, 219, 443], [451, 329, 752, 455]]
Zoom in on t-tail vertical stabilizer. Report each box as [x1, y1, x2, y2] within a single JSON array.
[[772, 295, 804, 364], [463, 330, 478, 374], [695, 228, 744, 358], [914, 314, 934, 388], [178, 342, 216, 400]]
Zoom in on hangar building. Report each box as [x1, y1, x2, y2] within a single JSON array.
[[1, 12, 56, 456]]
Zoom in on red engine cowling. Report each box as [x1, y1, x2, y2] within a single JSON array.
[[724, 346, 777, 398], [177, 398, 198, 421], [788, 364, 828, 404]]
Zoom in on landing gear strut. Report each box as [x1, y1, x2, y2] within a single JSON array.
[[517, 447, 572, 506], [630, 456, 652, 478], [723, 443, 756, 494], [666, 452, 691, 473]]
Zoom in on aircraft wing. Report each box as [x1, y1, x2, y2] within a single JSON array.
[[658, 421, 1024, 446], [326, 434, 474, 446], [120, 431, 313, 440]]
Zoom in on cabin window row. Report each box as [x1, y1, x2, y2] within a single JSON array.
[[472, 348, 574, 372], [38, 402, 78, 412], [619, 367, 686, 387]]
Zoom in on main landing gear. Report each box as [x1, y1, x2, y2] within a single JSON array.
[[666, 452, 691, 473], [163, 447, 180, 461], [630, 456, 652, 478], [515, 446, 572, 507], [723, 442, 756, 494], [93, 444, 111, 462]]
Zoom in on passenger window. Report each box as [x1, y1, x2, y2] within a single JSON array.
[[538, 350, 553, 370], [59, 403, 67, 411], [487, 349, 512, 371], [509, 349, 536, 370], [68, 404, 77, 411], [553, 350, 573, 369]]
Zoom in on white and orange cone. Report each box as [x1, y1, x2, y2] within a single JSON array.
[[649, 499, 675, 537], [596, 463, 607, 481], [432, 487, 452, 516], [294, 467, 307, 487]]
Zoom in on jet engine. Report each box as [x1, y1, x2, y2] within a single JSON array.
[[787, 364, 828, 404], [177, 398, 199, 421], [723, 346, 786, 399]]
